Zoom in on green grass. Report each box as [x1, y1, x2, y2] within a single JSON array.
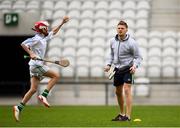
[[1, 105, 180, 127]]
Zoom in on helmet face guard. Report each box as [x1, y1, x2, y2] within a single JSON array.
[[32, 21, 49, 35]]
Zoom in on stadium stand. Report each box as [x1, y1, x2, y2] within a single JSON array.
[[2, 0, 180, 105]]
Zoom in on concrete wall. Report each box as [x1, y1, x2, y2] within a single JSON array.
[[150, 0, 180, 31], [0, 12, 40, 36]]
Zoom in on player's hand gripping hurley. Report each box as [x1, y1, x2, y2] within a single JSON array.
[[24, 55, 70, 67]]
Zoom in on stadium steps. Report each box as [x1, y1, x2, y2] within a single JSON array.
[[134, 84, 180, 105]]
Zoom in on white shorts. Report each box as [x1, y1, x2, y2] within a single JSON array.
[[29, 65, 49, 80]]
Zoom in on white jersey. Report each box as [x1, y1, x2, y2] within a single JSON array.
[[22, 31, 53, 66]]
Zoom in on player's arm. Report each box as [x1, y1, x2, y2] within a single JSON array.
[[52, 16, 69, 35], [21, 44, 36, 59], [130, 41, 143, 73]]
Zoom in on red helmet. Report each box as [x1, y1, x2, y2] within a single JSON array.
[[32, 21, 49, 35]]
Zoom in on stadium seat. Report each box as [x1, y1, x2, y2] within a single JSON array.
[[47, 47, 62, 58], [163, 31, 176, 38], [136, 19, 148, 29], [53, 10, 66, 19], [94, 19, 107, 29], [94, 10, 108, 19], [92, 37, 106, 48], [62, 47, 76, 57], [108, 10, 122, 19], [176, 59, 180, 77], [135, 29, 148, 38], [137, 38, 148, 48], [162, 31, 177, 48], [162, 57, 176, 77], [162, 38, 176, 48], [41, 10, 53, 20], [78, 28, 92, 38], [147, 57, 161, 77], [149, 31, 162, 38], [65, 18, 79, 29], [93, 28, 106, 38], [49, 64, 60, 74], [123, 0, 136, 10], [127, 29, 135, 38], [136, 9, 149, 19], [68, 1, 81, 10], [79, 19, 93, 29], [95, 1, 108, 10], [125, 19, 136, 30], [137, 0, 150, 10], [90, 66, 104, 77], [90, 56, 104, 77], [42, 1, 54, 10], [76, 47, 90, 57], [78, 37, 91, 48], [81, 1, 95, 10], [76, 57, 90, 77], [64, 28, 78, 38], [177, 48, 180, 57], [67, 10, 80, 19], [12, 0, 26, 12], [177, 31, 180, 39], [61, 66, 74, 77], [109, 0, 122, 11], [0, 0, 12, 10], [162, 47, 176, 58], [107, 28, 116, 39], [148, 47, 162, 58], [107, 19, 119, 29], [148, 37, 162, 48], [139, 47, 148, 61], [91, 47, 105, 57], [26, 1, 39, 12], [54, 1, 67, 10], [81, 10, 94, 19], [49, 37, 63, 48], [177, 39, 180, 48], [63, 38, 77, 48], [122, 10, 136, 19]]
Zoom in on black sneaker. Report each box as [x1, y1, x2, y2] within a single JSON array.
[[120, 115, 131, 121], [111, 114, 124, 121]]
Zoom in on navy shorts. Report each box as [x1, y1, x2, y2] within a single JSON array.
[[113, 68, 134, 86]]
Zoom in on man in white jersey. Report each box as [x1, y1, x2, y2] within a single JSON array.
[[13, 16, 69, 122]]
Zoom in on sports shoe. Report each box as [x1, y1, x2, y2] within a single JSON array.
[[13, 106, 20, 122], [38, 95, 50, 108], [112, 114, 124, 121], [120, 115, 131, 121], [112, 114, 131, 121]]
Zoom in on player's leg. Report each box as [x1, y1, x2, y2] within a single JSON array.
[[13, 76, 40, 121], [112, 72, 125, 121], [22, 77, 40, 104], [123, 83, 132, 120], [116, 85, 125, 114], [38, 69, 60, 107], [43, 69, 60, 91], [121, 72, 133, 121]]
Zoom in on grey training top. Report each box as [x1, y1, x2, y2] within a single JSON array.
[[106, 34, 143, 70]]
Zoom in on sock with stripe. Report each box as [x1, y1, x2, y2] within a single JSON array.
[[41, 89, 49, 98], [17, 102, 25, 111]]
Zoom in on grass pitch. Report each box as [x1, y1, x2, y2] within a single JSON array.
[[0, 105, 180, 127]]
